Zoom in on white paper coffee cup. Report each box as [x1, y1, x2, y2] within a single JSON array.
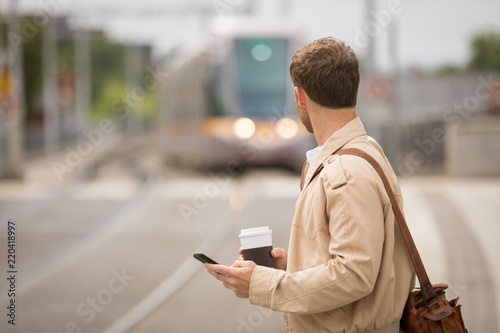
[[239, 226, 273, 267]]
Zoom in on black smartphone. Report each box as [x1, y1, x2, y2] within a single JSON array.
[[193, 253, 219, 264]]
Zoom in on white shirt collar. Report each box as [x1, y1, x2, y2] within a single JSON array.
[[306, 145, 322, 164]]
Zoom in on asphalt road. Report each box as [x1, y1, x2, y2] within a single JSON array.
[[0, 153, 498, 333]]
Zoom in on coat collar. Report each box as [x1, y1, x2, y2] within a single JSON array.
[[303, 117, 367, 190]]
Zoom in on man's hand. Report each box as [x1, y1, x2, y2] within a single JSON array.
[[270, 248, 287, 271], [205, 260, 256, 298]]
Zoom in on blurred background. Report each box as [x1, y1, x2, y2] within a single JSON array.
[[0, 0, 499, 332]]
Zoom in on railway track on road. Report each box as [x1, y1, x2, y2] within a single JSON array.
[[1, 164, 497, 333]]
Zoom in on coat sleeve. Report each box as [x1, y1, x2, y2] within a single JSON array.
[[249, 156, 386, 314]]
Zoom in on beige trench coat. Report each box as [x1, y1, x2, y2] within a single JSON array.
[[249, 118, 415, 332]]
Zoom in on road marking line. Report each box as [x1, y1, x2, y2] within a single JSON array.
[[102, 210, 238, 333], [424, 191, 498, 333]]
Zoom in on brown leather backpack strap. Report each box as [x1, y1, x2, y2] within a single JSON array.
[[335, 148, 437, 302]]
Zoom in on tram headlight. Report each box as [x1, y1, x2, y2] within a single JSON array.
[[275, 117, 298, 139], [233, 117, 256, 139]]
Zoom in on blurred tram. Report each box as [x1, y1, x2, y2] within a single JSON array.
[[160, 22, 315, 172]]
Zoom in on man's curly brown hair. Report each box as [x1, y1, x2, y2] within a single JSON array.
[[289, 37, 360, 109]]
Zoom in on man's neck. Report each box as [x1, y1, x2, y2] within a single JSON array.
[[308, 104, 357, 146]]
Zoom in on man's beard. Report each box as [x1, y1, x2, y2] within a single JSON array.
[[298, 105, 313, 133]]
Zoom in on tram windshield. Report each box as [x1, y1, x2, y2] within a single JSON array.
[[234, 37, 289, 119]]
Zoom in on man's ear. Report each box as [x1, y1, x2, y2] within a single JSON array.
[[294, 86, 306, 107]]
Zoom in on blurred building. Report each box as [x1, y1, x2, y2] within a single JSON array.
[[3, 14, 152, 151], [357, 72, 500, 177]]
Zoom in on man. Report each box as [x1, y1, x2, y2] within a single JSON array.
[[206, 37, 415, 333]]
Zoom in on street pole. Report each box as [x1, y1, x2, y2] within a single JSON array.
[[280, 0, 290, 18], [1, 0, 24, 179], [124, 45, 142, 135], [364, 0, 376, 74], [388, 18, 399, 78], [74, 28, 91, 138], [0, 9, 5, 176], [388, 18, 401, 165], [43, 18, 60, 153]]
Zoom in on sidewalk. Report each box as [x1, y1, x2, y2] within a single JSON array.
[[0, 133, 131, 200], [400, 176, 500, 331], [0, 149, 76, 200]]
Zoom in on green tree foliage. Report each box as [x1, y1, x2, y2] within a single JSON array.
[[2, 15, 156, 129], [90, 31, 126, 121], [89, 37, 158, 124], [467, 30, 500, 71]]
